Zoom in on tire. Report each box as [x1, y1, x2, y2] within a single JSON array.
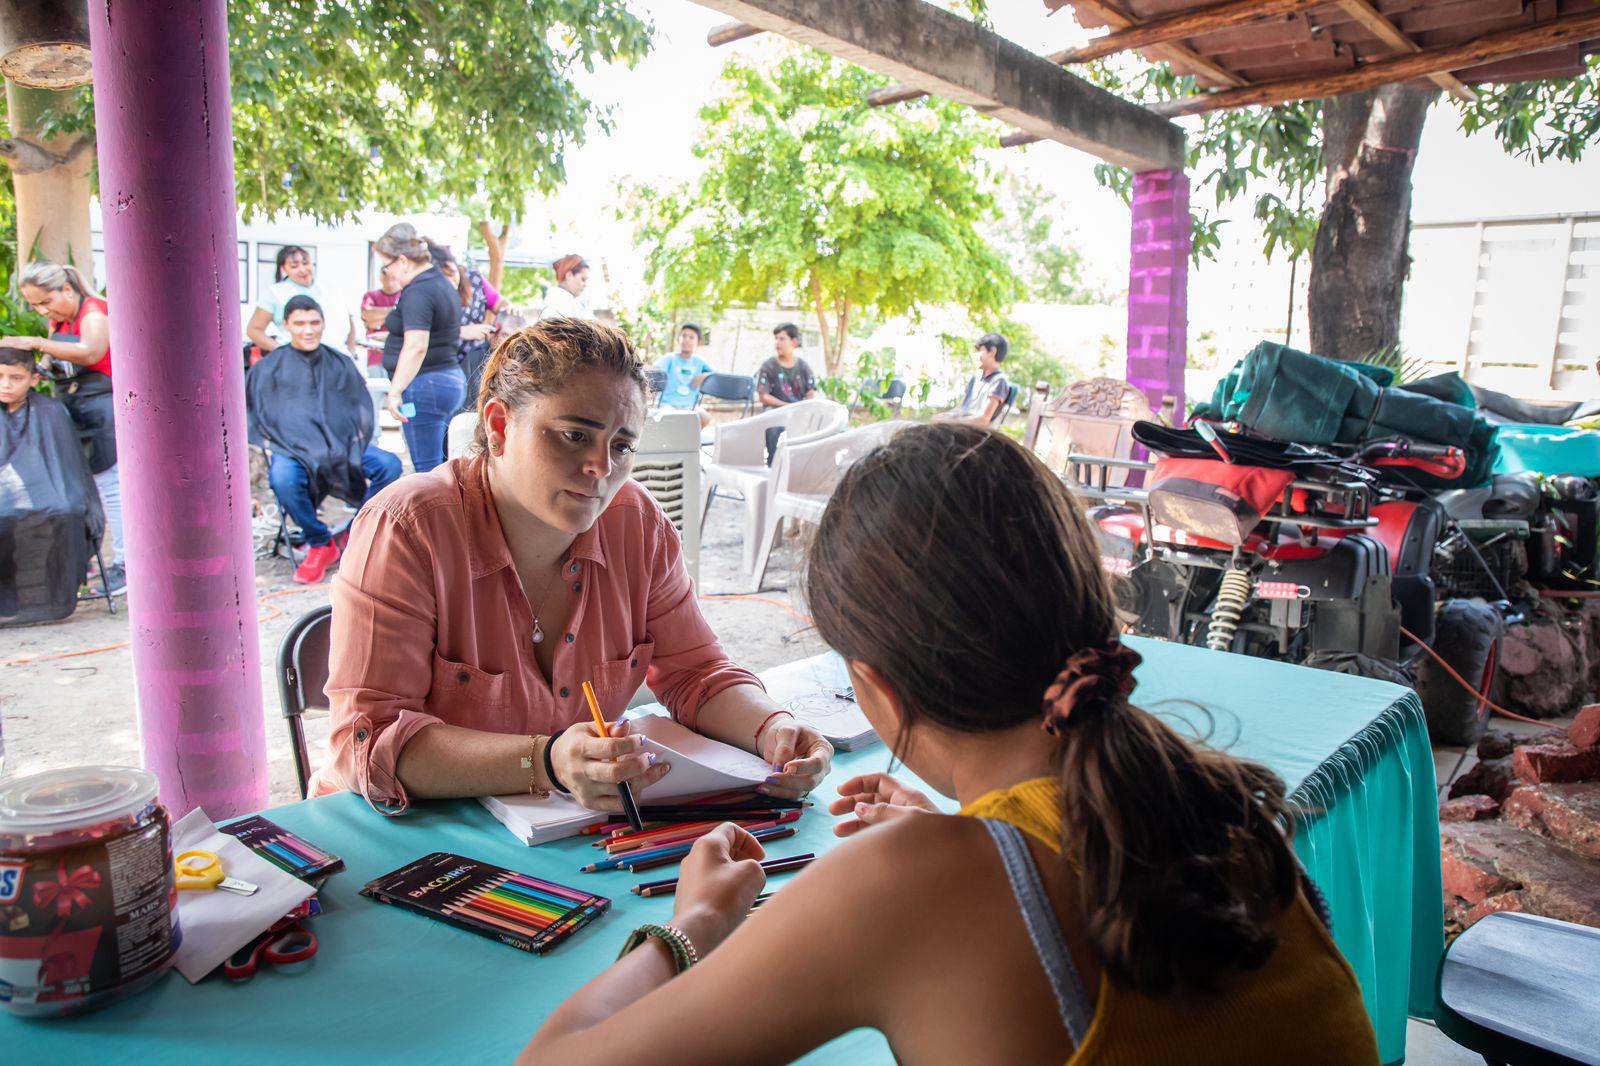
[[1416, 598, 1504, 747]]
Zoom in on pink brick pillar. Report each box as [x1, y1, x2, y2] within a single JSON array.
[[1127, 169, 1191, 416], [88, 0, 267, 819]]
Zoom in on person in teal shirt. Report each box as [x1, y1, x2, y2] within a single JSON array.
[[655, 323, 713, 428]]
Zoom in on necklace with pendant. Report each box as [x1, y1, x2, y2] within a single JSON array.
[[528, 561, 565, 646]]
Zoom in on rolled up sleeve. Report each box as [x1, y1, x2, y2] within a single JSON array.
[[321, 503, 443, 813], [642, 512, 761, 730]]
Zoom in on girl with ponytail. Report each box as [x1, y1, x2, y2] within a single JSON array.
[[525, 422, 1378, 1065]]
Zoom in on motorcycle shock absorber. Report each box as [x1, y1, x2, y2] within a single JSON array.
[[1206, 567, 1252, 652]]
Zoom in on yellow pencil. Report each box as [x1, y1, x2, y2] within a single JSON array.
[[584, 680, 644, 831]]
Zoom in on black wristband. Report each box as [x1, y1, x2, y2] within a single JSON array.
[[543, 733, 570, 794]]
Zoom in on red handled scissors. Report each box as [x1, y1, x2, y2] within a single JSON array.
[[224, 912, 318, 980]]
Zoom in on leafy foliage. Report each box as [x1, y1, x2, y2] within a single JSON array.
[[12, 1, 652, 224], [1457, 55, 1600, 164], [626, 49, 1021, 375], [987, 174, 1104, 304]]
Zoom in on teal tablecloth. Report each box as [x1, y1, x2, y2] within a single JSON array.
[[2, 638, 1441, 1063]]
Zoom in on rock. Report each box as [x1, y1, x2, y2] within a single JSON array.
[[1572, 705, 1600, 751], [1463, 890, 1527, 928], [1504, 783, 1600, 860], [1448, 755, 1519, 801], [1440, 795, 1501, 822], [1497, 617, 1587, 719], [1512, 742, 1600, 785], [1441, 820, 1600, 930], [1476, 729, 1518, 761]]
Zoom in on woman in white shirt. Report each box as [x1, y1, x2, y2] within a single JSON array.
[[539, 254, 595, 321], [247, 246, 324, 352]]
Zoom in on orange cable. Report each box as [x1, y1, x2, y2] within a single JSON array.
[[699, 592, 814, 626], [1399, 624, 1551, 728]]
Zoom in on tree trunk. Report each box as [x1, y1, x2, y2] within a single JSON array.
[[1306, 83, 1436, 360], [833, 297, 851, 376], [4, 81, 94, 277], [808, 272, 836, 374], [476, 219, 510, 289]]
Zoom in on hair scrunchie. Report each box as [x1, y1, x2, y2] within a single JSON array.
[[1041, 642, 1142, 736]]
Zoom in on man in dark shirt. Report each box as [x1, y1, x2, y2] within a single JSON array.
[[754, 322, 819, 465], [937, 332, 1011, 426]]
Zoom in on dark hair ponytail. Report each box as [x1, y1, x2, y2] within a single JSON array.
[[806, 423, 1299, 995]]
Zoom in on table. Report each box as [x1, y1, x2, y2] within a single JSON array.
[[4, 638, 1441, 1064]]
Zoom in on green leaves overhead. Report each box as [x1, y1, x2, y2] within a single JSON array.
[[227, 0, 651, 222], [627, 50, 1020, 374], [1457, 55, 1600, 164]]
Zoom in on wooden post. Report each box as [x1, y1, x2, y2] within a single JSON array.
[[87, 0, 268, 819], [1127, 170, 1190, 416]]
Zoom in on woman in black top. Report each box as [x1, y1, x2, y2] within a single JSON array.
[[376, 223, 465, 473]]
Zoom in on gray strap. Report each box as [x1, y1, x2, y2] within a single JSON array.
[[979, 818, 1094, 1045]]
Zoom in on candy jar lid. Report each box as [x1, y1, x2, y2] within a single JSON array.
[[0, 766, 161, 834]]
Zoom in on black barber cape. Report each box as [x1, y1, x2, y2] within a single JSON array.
[[246, 343, 376, 505]]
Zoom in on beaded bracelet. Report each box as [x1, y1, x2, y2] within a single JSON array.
[[619, 923, 700, 974], [753, 709, 796, 750]]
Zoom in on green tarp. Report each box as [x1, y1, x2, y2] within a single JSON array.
[[1194, 342, 1499, 489]]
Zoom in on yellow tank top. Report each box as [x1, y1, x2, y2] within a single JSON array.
[[961, 778, 1379, 1065]]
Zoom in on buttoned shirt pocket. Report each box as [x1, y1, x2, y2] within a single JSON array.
[[431, 652, 509, 709], [594, 641, 655, 717]]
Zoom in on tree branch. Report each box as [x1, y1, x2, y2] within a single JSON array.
[[0, 134, 90, 175], [809, 273, 835, 372]]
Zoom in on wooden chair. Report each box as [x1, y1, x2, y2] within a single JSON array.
[[1023, 377, 1158, 487]]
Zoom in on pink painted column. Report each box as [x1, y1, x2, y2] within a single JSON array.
[[88, 0, 267, 819], [1126, 169, 1191, 416]]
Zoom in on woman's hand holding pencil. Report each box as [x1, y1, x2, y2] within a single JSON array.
[[549, 715, 671, 815], [827, 773, 940, 837], [668, 824, 770, 954]]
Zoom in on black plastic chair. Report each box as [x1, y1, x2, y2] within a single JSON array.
[[991, 383, 1021, 428], [277, 604, 333, 799], [642, 367, 667, 403], [696, 372, 756, 418], [1434, 911, 1600, 1066]]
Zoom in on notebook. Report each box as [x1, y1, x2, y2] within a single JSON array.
[[479, 713, 774, 845]]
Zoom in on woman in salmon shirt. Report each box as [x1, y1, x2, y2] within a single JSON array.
[[312, 317, 832, 812]]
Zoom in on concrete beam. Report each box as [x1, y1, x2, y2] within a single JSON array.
[[694, 0, 1185, 171]]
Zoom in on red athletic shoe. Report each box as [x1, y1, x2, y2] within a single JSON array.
[[293, 544, 340, 585]]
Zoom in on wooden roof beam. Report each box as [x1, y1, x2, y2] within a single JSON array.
[[1068, 0, 1250, 87], [708, 21, 764, 46], [1152, 4, 1600, 116], [1331, 0, 1475, 101], [1056, 0, 1329, 65], [695, 0, 1186, 171]]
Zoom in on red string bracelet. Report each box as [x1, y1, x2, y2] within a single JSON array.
[[753, 709, 796, 750]]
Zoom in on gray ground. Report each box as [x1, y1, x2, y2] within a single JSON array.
[[0, 475, 824, 805]]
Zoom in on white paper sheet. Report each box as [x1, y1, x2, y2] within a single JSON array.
[[627, 713, 774, 798], [170, 808, 316, 982]]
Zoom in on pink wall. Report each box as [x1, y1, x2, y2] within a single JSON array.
[[88, 0, 268, 818], [1127, 169, 1191, 416]]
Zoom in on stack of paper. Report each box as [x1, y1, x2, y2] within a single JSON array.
[[760, 654, 878, 751], [479, 713, 774, 845]]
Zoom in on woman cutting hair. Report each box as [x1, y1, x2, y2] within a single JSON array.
[[522, 424, 1378, 1065], [314, 317, 831, 814], [539, 254, 593, 321]]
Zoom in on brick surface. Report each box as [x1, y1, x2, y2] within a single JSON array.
[[1512, 742, 1600, 784], [1448, 754, 1519, 801], [1504, 783, 1600, 860], [1440, 794, 1501, 821], [1463, 890, 1527, 928], [1441, 820, 1600, 929], [1571, 705, 1600, 750]]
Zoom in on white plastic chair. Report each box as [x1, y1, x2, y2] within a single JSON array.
[[751, 420, 911, 590], [701, 399, 849, 577]]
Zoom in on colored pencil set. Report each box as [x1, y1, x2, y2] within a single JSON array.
[[631, 853, 815, 897], [362, 852, 610, 955], [222, 815, 344, 880], [582, 824, 799, 873]]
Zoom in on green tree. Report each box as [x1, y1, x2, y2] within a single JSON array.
[[0, 0, 653, 276], [627, 49, 1021, 376], [1083, 56, 1600, 360], [988, 174, 1104, 305]]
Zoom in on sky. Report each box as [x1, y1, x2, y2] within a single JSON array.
[[540, 0, 1600, 340]]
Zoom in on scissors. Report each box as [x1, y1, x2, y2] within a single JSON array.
[[174, 850, 258, 896], [224, 912, 319, 980]]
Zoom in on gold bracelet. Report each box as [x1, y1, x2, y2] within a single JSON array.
[[523, 735, 550, 798]]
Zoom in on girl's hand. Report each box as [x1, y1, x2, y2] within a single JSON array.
[[550, 718, 671, 813], [827, 772, 939, 837], [671, 823, 768, 954], [755, 717, 832, 800], [385, 391, 410, 423]]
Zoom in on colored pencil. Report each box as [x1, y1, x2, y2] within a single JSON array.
[[581, 824, 798, 873], [583, 680, 644, 833], [631, 853, 816, 897], [626, 828, 798, 874], [604, 812, 801, 854]]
